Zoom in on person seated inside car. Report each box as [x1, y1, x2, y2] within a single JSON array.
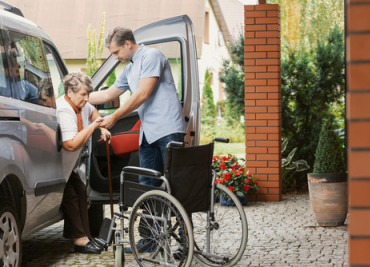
[[56, 72, 111, 254]]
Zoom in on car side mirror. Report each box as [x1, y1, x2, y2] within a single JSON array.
[[95, 86, 120, 110]]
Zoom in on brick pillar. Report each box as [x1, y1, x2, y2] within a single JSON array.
[[244, 4, 281, 201], [347, 1, 370, 265]]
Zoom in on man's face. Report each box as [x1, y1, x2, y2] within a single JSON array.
[[109, 41, 132, 63]]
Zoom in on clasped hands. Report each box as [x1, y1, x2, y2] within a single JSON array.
[[93, 116, 112, 143]]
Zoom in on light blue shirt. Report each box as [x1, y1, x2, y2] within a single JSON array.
[[113, 44, 185, 145]]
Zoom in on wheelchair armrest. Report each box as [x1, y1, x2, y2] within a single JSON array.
[[166, 141, 184, 148], [212, 137, 229, 144], [122, 166, 162, 178]]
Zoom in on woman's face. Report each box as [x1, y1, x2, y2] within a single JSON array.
[[67, 86, 89, 109]]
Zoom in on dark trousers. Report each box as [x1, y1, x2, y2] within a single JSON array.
[[61, 171, 91, 239]]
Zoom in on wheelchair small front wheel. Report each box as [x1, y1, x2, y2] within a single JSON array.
[[128, 190, 194, 267], [114, 243, 124, 267]]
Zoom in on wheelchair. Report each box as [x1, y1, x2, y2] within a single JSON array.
[[100, 138, 248, 267]]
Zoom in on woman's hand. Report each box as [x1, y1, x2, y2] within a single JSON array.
[[100, 127, 111, 143], [92, 116, 104, 128]]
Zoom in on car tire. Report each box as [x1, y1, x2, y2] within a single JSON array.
[[0, 202, 22, 267], [88, 204, 104, 237]]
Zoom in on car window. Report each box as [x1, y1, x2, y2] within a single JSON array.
[[43, 44, 64, 99], [0, 31, 11, 98], [146, 41, 183, 102], [8, 31, 56, 108]]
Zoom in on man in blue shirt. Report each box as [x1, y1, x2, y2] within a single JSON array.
[[88, 27, 186, 253]]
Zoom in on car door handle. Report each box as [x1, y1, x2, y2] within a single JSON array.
[[56, 123, 62, 152]]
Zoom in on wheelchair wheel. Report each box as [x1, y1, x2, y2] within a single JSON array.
[[128, 190, 194, 267], [193, 183, 248, 267]]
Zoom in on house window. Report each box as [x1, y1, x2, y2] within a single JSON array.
[[204, 11, 210, 44]]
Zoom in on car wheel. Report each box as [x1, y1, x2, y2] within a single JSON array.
[[0, 202, 22, 267], [88, 204, 104, 236]]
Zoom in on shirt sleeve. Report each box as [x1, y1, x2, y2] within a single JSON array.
[[57, 107, 78, 142], [140, 50, 163, 79], [113, 66, 130, 91]]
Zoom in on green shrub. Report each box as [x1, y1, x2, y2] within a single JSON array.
[[313, 121, 345, 173]]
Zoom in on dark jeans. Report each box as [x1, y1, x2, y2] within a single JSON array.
[[139, 132, 185, 186]]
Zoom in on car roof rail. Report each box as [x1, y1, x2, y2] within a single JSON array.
[[0, 1, 24, 17]]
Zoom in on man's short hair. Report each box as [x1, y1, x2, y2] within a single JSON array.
[[105, 26, 136, 47]]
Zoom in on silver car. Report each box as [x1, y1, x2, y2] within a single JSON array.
[[0, 3, 199, 266]]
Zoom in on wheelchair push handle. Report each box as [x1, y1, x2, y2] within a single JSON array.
[[212, 137, 229, 144]]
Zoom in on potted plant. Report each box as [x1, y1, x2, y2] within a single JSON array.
[[307, 121, 347, 226], [212, 154, 259, 206]]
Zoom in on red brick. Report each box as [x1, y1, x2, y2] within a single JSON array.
[[267, 38, 280, 45], [247, 147, 268, 154], [256, 127, 279, 134], [245, 11, 267, 18], [268, 120, 280, 126], [268, 92, 280, 99], [256, 140, 280, 147], [256, 85, 280, 92], [268, 52, 280, 58], [268, 106, 281, 112], [268, 66, 280, 72], [268, 133, 280, 140], [255, 4, 279, 11], [245, 99, 256, 106], [348, 121, 370, 147], [255, 31, 280, 38], [247, 160, 268, 167], [245, 66, 267, 72], [245, 153, 256, 160], [348, 35, 370, 61], [349, 180, 370, 207], [245, 52, 267, 59], [257, 154, 279, 160], [245, 59, 256, 66], [245, 140, 256, 146], [257, 167, 280, 174], [244, 5, 255, 11], [268, 147, 280, 153], [245, 127, 256, 133], [244, 18, 255, 25], [245, 106, 267, 113], [268, 79, 281, 85], [349, 239, 370, 265], [256, 113, 280, 120], [245, 92, 267, 99], [348, 151, 370, 178], [256, 45, 280, 52], [245, 38, 266, 45], [245, 31, 255, 38], [245, 86, 256, 92], [245, 113, 256, 120], [256, 99, 280, 106], [348, 5, 370, 32], [268, 174, 280, 181], [268, 161, 280, 167], [246, 133, 268, 140], [267, 24, 280, 31], [256, 18, 280, 24], [245, 45, 255, 52], [245, 79, 267, 86], [245, 73, 256, 79], [245, 25, 267, 31], [256, 58, 280, 65], [268, 188, 281, 195], [257, 181, 280, 188], [256, 72, 280, 79], [348, 64, 370, 90], [267, 11, 279, 17], [347, 92, 370, 119], [245, 120, 267, 126]]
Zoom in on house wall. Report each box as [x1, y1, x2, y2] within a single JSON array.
[[347, 0, 370, 264], [244, 3, 281, 201]]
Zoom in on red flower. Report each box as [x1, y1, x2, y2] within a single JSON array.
[[219, 164, 226, 170], [215, 178, 220, 183], [213, 156, 218, 161], [224, 172, 231, 181], [228, 186, 234, 192], [245, 178, 251, 184], [244, 185, 250, 192]]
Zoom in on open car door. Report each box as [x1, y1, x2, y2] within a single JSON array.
[[87, 15, 200, 205]]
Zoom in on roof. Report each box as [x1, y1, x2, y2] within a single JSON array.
[[5, 0, 206, 59]]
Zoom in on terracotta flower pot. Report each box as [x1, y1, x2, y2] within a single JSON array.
[[307, 173, 348, 227]]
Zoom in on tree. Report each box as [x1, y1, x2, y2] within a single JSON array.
[[219, 34, 245, 122], [86, 13, 105, 77], [201, 69, 217, 119]]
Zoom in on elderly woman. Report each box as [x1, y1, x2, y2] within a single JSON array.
[[56, 72, 110, 254]]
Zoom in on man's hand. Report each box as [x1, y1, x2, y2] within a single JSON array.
[[100, 114, 116, 129]]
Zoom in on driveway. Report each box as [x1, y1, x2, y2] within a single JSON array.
[[21, 194, 348, 266]]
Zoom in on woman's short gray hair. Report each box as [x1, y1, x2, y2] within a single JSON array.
[[63, 72, 93, 94], [105, 26, 136, 47]]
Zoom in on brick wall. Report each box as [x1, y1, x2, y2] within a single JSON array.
[[244, 4, 281, 201], [347, 0, 370, 265]]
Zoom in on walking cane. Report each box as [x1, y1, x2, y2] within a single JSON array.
[[106, 140, 114, 219]]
